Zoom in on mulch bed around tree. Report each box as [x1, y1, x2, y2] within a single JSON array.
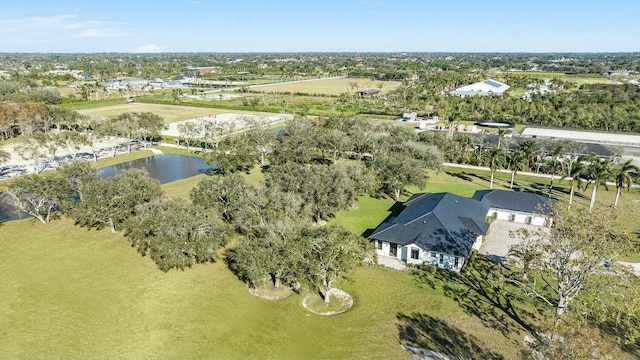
[[248, 282, 294, 301], [302, 288, 353, 315]]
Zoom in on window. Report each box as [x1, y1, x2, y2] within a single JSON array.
[[411, 248, 419, 260], [454, 257, 459, 268], [431, 252, 436, 259], [439, 254, 443, 264], [389, 243, 398, 257], [509, 213, 516, 222], [377, 240, 382, 250]]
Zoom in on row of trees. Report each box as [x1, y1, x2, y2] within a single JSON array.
[[419, 131, 639, 211], [5, 162, 232, 272], [7, 111, 165, 173], [383, 83, 640, 132]]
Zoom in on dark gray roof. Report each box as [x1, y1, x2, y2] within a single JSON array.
[[483, 79, 504, 88], [369, 193, 490, 257], [472, 190, 552, 214], [583, 143, 616, 157]]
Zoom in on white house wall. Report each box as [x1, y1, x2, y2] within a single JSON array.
[[472, 234, 483, 251], [375, 240, 464, 271], [488, 208, 547, 226]]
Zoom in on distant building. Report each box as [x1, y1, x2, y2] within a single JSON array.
[[603, 70, 631, 76], [521, 128, 640, 149], [356, 88, 380, 97], [102, 78, 149, 91], [402, 113, 417, 121], [450, 79, 510, 97], [173, 74, 199, 83]]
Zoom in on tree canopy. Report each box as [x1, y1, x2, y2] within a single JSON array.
[[125, 197, 231, 272], [72, 168, 163, 232]]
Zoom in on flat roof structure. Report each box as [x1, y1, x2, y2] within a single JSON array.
[[521, 128, 640, 148], [450, 79, 510, 97]]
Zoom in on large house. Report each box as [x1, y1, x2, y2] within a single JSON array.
[[369, 190, 551, 271], [450, 79, 510, 97], [369, 193, 490, 272]]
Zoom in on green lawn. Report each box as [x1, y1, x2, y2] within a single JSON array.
[[0, 217, 528, 359]]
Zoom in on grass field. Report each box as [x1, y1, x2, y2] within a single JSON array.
[[77, 103, 281, 124], [0, 217, 528, 359], [501, 71, 621, 87], [253, 77, 402, 96]]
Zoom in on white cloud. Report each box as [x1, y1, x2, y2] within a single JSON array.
[[135, 43, 165, 53], [0, 14, 131, 44]]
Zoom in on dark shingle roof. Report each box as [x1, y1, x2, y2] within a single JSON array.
[[472, 190, 552, 214], [369, 193, 490, 257]]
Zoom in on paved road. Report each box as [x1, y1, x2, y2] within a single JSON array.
[[443, 162, 640, 189]]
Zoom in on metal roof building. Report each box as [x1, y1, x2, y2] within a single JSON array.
[[521, 128, 640, 148], [450, 79, 510, 97]]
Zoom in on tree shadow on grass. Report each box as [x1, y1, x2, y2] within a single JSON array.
[[446, 171, 475, 183], [361, 200, 405, 238], [397, 312, 505, 359], [412, 257, 545, 342]]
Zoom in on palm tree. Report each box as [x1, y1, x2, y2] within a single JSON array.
[[548, 145, 566, 196], [583, 156, 612, 213], [613, 159, 639, 208], [496, 128, 508, 150], [487, 147, 507, 189], [171, 88, 182, 103], [561, 157, 586, 209], [517, 139, 538, 172], [508, 150, 527, 189]]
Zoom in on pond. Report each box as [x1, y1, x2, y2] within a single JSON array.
[[0, 155, 213, 222], [96, 154, 213, 184]]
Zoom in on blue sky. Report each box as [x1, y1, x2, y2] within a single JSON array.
[[0, 0, 638, 53]]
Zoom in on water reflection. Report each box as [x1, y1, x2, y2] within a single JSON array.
[[0, 155, 212, 222]]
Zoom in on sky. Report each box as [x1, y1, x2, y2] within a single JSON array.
[[0, 0, 638, 53]]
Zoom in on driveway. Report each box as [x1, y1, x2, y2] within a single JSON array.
[[480, 220, 548, 264]]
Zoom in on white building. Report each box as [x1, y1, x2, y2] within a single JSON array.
[[450, 79, 510, 97]]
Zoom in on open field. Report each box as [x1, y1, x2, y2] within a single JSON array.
[[0, 217, 527, 359], [77, 103, 283, 124], [501, 71, 621, 86], [252, 77, 402, 96]]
